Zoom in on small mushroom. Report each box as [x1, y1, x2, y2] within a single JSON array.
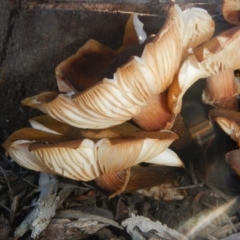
[[3, 127, 183, 181], [202, 69, 238, 110], [210, 108, 240, 178], [22, 1, 185, 129], [222, 0, 240, 25], [209, 108, 240, 146]]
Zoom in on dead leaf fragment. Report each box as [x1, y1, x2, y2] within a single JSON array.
[[122, 214, 189, 240]]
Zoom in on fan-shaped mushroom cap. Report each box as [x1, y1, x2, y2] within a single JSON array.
[[222, 0, 240, 25], [8, 140, 53, 173], [182, 7, 215, 58], [29, 115, 177, 140], [3, 128, 182, 181], [141, 1, 184, 92], [55, 40, 116, 93], [23, 61, 158, 129], [127, 7, 214, 131], [168, 26, 240, 115], [55, 13, 146, 93], [22, 2, 185, 129], [2, 128, 70, 150], [2, 128, 70, 173]]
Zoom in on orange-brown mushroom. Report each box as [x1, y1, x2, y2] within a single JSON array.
[[222, 0, 240, 25], [55, 13, 147, 93], [168, 26, 240, 116], [22, 1, 185, 130], [3, 127, 183, 181]]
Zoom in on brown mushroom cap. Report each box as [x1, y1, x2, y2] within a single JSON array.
[[222, 0, 240, 25], [4, 128, 182, 181], [22, 2, 186, 130], [55, 13, 147, 93], [124, 7, 215, 132], [182, 7, 215, 59], [29, 115, 179, 140]]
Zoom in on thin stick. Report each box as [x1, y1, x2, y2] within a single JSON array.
[[223, 213, 238, 233], [0, 165, 12, 197], [172, 183, 203, 190], [0, 202, 11, 212], [188, 161, 198, 185], [201, 200, 238, 233], [21, 177, 38, 188]]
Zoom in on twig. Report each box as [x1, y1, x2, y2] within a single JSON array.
[[0, 202, 11, 212], [0, 165, 12, 198], [172, 183, 203, 190], [201, 200, 215, 209], [197, 173, 240, 214], [192, 192, 205, 216], [21, 176, 38, 188], [188, 161, 198, 185], [201, 200, 238, 233], [223, 213, 238, 233]]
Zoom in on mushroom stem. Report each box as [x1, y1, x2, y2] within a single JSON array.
[[94, 164, 185, 196], [202, 70, 238, 110], [132, 92, 173, 131]]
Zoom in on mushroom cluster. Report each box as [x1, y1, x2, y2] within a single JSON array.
[[3, 0, 240, 195]]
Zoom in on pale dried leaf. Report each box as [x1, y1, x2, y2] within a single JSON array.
[[122, 214, 189, 240], [14, 173, 72, 239], [137, 182, 186, 201], [220, 232, 240, 240]]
